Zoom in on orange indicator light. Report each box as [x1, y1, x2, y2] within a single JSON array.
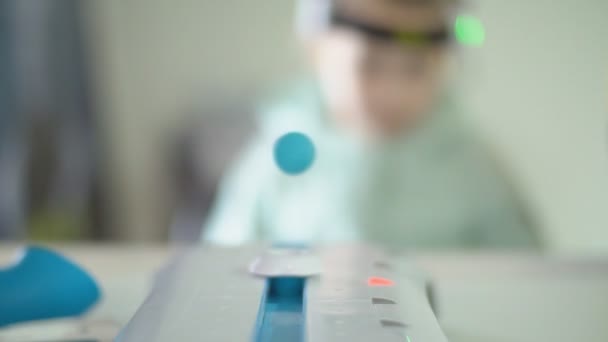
[[367, 277, 394, 287]]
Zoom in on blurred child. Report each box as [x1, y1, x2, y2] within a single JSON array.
[[202, 0, 540, 249]]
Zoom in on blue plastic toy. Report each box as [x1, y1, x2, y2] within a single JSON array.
[[0, 245, 101, 327], [273, 132, 316, 175]]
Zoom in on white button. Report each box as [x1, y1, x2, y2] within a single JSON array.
[[248, 248, 321, 277]]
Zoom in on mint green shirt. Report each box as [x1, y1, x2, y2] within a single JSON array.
[[202, 84, 539, 250]]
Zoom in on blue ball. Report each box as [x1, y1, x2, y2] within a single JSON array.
[[273, 132, 316, 175]]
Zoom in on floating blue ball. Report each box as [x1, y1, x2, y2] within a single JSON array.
[[273, 132, 316, 175]]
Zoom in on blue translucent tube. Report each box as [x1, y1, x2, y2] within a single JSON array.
[[253, 277, 306, 342]]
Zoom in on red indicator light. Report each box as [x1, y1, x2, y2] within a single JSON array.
[[367, 277, 394, 287]]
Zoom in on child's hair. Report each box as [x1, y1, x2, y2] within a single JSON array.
[[295, 0, 459, 40]]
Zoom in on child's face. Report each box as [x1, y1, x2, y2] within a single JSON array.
[[311, 0, 449, 139]]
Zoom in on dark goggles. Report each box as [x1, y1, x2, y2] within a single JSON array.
[[330, 12, 451, 47]]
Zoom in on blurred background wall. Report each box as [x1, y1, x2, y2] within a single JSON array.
[[1, 0, 606, 254], [458, 0, 608, 254], [86, 0, 305, 242]]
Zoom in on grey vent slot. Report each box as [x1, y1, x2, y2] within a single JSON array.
[[380, 319, 407, 328], [371, 297, 397, 305], [373, 261, 392, 270]]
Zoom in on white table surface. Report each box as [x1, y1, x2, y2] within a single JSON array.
[[1, 244, 607, 342]]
